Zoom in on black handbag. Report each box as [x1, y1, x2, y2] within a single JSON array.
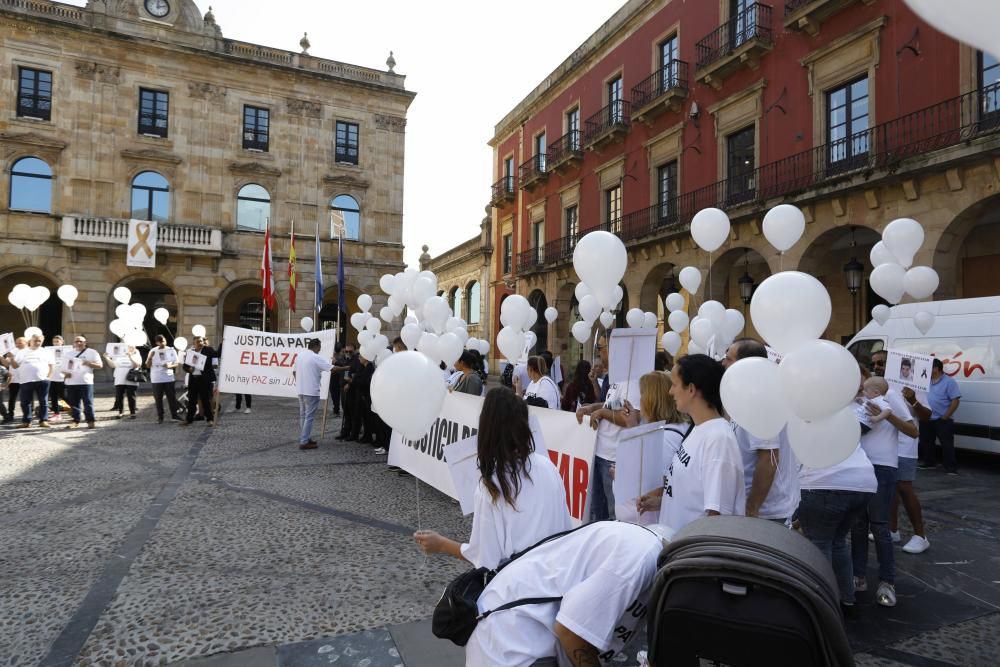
[[524, 394, 549, 408], [126, 368, 148, 383]]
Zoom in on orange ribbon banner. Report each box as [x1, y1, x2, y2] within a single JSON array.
[[129, 222, 154, 258]]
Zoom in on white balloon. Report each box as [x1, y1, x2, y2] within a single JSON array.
[[903, 266, 939, 301], [573, 231, 627, 301], [364, 318, 382, 334], [779, 340, 861, 421], [113, 286, 131, 304], [375, 348, 393, 365], [903, 0, 1000, 64], [690, 317, 715, 348], [723, 309, 745, 339], [379, 273, 396, 295], [881, 218, 924, 268], [544, 306, 559, 323], [679, 266, 702, 294], [579, 294, 601, 324], [687, 341, 705, 355], [115, 303, 130, 320], [400, 322, 422, 350], [599, 311, 615, 329], [192, 324, 206, 338], [690, 208, 731, 252], [477, 339, 491, 357], [698, 300, 726, 333], [387, 293, 405, 317], [57, 285, 78, 308], [750, 271, 832, 354], [27, 286, 50, 312], [369, 351, 448, 440], [300, 316, 314, 332], [571, 321, 591, 344], [871, 304, 891, 326], [762, 204, 806, 252], [358, 331, 375, 347], [665, 292, 685, 313], [350, 312, 370, 332], [497, 326, 526, 362], [437, 332, 464, 367], [465, 337, 480, 350], [612, 285, 624, 309], [108, 318, 126, 338], [24, 326, 43, 339], [642, 312, 658, 330], [410, 276, 436, 307], [722, 357, 792, 439], [379, 306, 393, 323], [626, 308, 644, 328], [153, 307, 169, 325], [525, 330, 538, 353], [869, 263, 906, 305], [357, 294, 373, 313], [574, 283, 592, 301], [453, 328, 470, 345], [869, 241, 899, 268], [124, 329, 147, 347], [787, 407, 861, 469], [661, 331, 682, 356], [174, 336, 189, 352], [445, 317, 466, 333], [404, 314, 419, 326], [522, 308, 538, 331], [7, 289, 25, 309], [668, 310, 689, 333], [417, 332, 440, 363], [423, 296, 452, 334], [914, 311, 935, 335]]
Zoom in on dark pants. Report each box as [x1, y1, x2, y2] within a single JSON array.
[[852, 464, 898, 585], [20, 380, 50, 423], [49, 381, 63, 415], [115, 384, 137, 415], [919, 418, 957, 472], [152, 381, 180, 420], [799, 489, 872, 604], [65, 384, 95, 424], [590, 456, 616, 521], [6, 382, 19, 420], [330, 373, 342, 414], [340, 387, 356, 437], [351, 395, 372, 440], [186, 377, 214, 423], [234, 394, 252, 410]]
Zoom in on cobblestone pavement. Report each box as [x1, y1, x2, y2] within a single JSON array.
[[1, 393, 999, 666]]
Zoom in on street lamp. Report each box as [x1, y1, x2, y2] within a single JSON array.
[[738, 250, 755, 305], [843, 226, 865, 332]]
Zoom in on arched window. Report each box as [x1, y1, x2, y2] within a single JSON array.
[[239, 299, 264, 331], [10, 157, 52, 213], [131, 171, 169, 222], [466, 281, 481, 324], [449, 286, 459, 316], [329, 194, 360, 241], [236, 183, 271, 232]]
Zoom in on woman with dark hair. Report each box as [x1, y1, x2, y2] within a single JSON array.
[[560, 359, 596, 411], [451, 350, 484, 396], [413, 388, 570, 568], [640, 354, 744, 539], [524, 356, 559, 409]]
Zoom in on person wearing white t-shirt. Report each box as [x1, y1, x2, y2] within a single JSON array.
[[722, 339, 800, 522], [292, 339, 333, 450], [2, 336, 26, 424], [629, 372, 690, 521], [105, 346, 142, 419], [523, 356, 560, 409], [9, 334, 54, 427], [638, 355, 745, 539], [892, 386, 931, 554], [145, 335, 182, 423], [62, 334, 103, 429], [465, 521, 667, 666], [414, 388, 571, 569], [46, 335, 67, 422]]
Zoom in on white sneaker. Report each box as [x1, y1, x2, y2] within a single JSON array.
[[876, 581, 897, 607], [244, 408, 252, 414], [902, 535, 930, 554], [868, 532, 874, 542], [373, 447, 387, 455], [890, 530, 901, 543]]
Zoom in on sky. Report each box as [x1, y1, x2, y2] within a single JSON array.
[[65, 0, 625, 267]]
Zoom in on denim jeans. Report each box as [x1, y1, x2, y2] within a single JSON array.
[[19, 380, 50, 423], [65, 384, 95, 423], [852, 464, 898, 585], [590, 456, 616, 521], [799, 489, 872, 603], [299, 394, 321, 444]]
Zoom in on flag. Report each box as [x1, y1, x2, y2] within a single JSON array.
[[261, 220, 276, 310], [337, 232, 345, 314], [314, 224, 324, 313], [288, 228, 297, 312]]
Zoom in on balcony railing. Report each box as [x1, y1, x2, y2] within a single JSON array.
[[696, 3, 773, 70], [631, 61, 690, 113], [518, 153, 548, 190], [60, 216, 223, 254], [490, 175, 516, 207], [583, 101, 630, 148], [547, 130, 583, 171], [516, 247, 546, 274]]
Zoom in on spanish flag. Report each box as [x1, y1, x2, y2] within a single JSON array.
[[288, 226, 297, 313]]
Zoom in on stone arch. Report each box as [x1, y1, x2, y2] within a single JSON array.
[[219, 280, 265, 334], [319, 283, 362, 345], [109, 276, 178, 343], [931, 192, 1000, 299], [553, 280, 576, 359], [704, 246, 772, 340], [527, 289, 549, 354], [0, 267, 62, 341]]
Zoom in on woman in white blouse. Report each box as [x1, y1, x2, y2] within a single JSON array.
[[413, 387, 571, 569], [523, 356, 560, 410]]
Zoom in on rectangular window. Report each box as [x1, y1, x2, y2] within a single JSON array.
[[657, 161, 678, 226], [243, 105, 270, 151], [826, 76, 869, 171], [503, 157, 514, 192], [138, 88, 169, 137], [17, 67, 52, 120], [335, 121, 359, 165], [502, 234, 513, 274], [533, 220, 545, 263], [660, 35, 680, 90], [608, 76, 623, 123], [730, 0, 755, 49], [726, 125, 755, 204], [979, 51, 1000, 120], [567, 107, 580, 150], [534, 132, 546, 172], [565, 205, 579, 251], [605, 185, 622, 234]]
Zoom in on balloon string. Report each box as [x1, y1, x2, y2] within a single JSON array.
[[69, 307, 77, 337]]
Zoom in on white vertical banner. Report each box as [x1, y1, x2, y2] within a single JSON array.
[[127, 219, 158, 268]]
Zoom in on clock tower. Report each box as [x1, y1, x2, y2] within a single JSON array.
[[86, 0, 222, 45]]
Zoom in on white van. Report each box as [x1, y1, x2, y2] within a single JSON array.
[[846, 296, 1000, 455]]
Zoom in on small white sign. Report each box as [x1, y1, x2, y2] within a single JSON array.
[[0, 332, 14, 356], [184, 349, 207, 371], [106, 342, 127, 358], [154, 348, 178, 365], [885, 348, 932, 393]]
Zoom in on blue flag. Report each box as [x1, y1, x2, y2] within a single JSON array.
[[314, 227, 323, 313]]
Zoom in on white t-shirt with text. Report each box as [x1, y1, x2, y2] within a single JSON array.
[[799, 444, 877, 493], [732, 424, 799, 520], [149, 347, 177, 384], [294, 349, 333, 397], [524, 376, 560, 410], [893, 388, 921, 460], [14, 347, 54, 384], [64, 348, 102, 386]]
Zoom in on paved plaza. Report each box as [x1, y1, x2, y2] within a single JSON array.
[[2, 393, 1000, 667]]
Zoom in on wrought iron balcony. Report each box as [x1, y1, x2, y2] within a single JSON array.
[[695, 3, 773, 90], [546, 130, 583, 172], [631, 61, 690, 125], [784, 0, 874, 35], [518, 153, 548, 191], [490, 175, 516, 207], [516, 246, 546, 274], [60, 216, 222, 255], [583, 101, 630, 150]]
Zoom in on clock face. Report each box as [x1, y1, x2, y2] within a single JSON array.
[[144, 0, 170, 18]]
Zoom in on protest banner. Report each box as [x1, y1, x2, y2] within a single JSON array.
[[0, 332, 15, 356], [390, 393, 598, 525], [885, 348, 932, 393], [613, 421, 668, 525], [216, 326, 336, 398], [126, 219, 157, 268], [608, 328, 656, 389], [184, 349, 207, 372]]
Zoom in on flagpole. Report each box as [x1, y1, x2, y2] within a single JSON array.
[[262, 217, 269, 333], [288, 219, 294, 334]]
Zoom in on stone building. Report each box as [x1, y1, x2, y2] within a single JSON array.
[[0, 0, 414, 346], [488, 0, 1000, 365]]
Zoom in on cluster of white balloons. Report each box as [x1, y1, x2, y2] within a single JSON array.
[[569, 231, 628, 344], [7, 283, 51, 314], [496, 294, 539, 362], [351, 293, 393, 364], [868, 218, 938, 335], [693, 204, 807, 257], [108, 287, 148, 348]]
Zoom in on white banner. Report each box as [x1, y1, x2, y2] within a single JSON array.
[[609, 328, 656, 386], [389, 393, 598, 525], [613, 422, 668, 525], [216, 325, 336, 398], [126, 219, 158, 268], [885, 348, 932, 393]]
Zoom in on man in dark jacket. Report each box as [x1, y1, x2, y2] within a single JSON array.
[[180, 336, 216, 427]]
